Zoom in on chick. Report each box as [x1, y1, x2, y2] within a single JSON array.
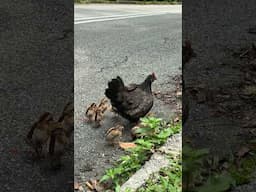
[[97, 97, 110, 113], [105, 125, 124, 145], [58, 102, 74, 137], [48, 127, 69, 169], [131, 122, 145, 139], [94, 108, 104, 127], [131, 125, 140, 139], [85, 103, 97, 122], [26, 112, 54, 157]]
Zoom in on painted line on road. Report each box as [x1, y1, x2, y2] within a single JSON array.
[[75, 13, 148, 21], [74, 12, 171, 25]]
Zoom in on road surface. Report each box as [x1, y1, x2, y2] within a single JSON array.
[[74, 4, 181, 183]]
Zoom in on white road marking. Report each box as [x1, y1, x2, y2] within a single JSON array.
[[75, 13, 148, 21], [74, 12, 171, 25]]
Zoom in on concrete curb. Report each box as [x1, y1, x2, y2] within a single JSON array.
[[120, 133, 181, 192]]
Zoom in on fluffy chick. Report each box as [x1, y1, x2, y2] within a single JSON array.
[[97, 97, 110, 113], [131, 125, 140, 139], [85, 103, 97, 122], [131, 122, 145, 139], [105, 125, 124, 145], [94, 108, 104, 127], [58, 102, 74, 137], [48, 127, 69, 169], [26, 112, 55, 157]]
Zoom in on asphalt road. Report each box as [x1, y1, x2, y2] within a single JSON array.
[[1, 1, 73, 192], [74, 4, 181, 183]]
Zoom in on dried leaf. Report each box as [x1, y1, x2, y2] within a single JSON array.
[[176, 91, 182, 97], [86, 180, 105, 192], [237, 146, 250, 158], [85, 181, 94, 190], [78, 186, 84, 191], [119, 142, 137, 149], [74, 182, 80, 190]]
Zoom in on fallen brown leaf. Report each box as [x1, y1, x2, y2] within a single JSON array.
[[119, 142, 137, 149], [176, 91, 182, 97], [74, 182, 80, 190], [78, 186, 84, 191], [85, 179, 105, 192], [85, 181, 94, 190], [237, 146, 250, 158]]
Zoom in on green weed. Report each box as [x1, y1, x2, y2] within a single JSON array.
[[100, 117, 181, 190]]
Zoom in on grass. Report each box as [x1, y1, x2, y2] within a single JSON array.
[[100, 117, 181, 191], [137, 154, 181, 192], [97, 118, 256, 191], [183, 145, 256, 192], [229, 154, 256, 185], [182, 145, 236, 192]]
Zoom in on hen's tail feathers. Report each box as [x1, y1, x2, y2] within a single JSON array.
[[105, 76, 125, 102]]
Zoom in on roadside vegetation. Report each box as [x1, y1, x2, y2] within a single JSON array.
[[183, 145, 256, 192], [74, 0, 181, 5], [136, 153, 181, 192], [99, 117, 181, 191]]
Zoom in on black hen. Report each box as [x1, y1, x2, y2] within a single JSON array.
[[105, 73, 157, 122]]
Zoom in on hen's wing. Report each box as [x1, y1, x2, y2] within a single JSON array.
[[117, 87, 154, 121]]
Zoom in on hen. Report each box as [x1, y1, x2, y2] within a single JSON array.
[[105, 73, 157, 122]]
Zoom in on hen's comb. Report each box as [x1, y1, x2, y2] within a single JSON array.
[[152, 72, 157, 80]]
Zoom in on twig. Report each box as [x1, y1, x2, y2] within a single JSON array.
[[239, 49, 249, 58]]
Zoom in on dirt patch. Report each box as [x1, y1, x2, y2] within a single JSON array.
[[153, 74, 182, 116]]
